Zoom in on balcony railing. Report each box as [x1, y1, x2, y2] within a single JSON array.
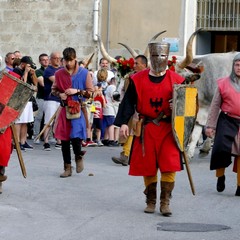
[[197, 0, 240, 30]]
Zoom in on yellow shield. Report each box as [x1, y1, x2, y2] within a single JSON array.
[[172, 84, 198, 152]]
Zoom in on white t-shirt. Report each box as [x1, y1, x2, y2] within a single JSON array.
[[103, 84, 119, 116], [93, 69, 115, 86]]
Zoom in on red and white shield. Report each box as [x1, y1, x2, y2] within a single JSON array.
[[0, 71, 34, 133]]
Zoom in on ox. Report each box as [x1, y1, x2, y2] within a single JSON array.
[[186, 51, 238, 159]]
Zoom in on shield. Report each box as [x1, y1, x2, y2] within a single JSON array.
[[0, 71, 34, 133], [172, 84, 198, 152]]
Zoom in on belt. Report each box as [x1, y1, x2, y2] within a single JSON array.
[[143, 115, 171, 125], [224, 112, 240, 120], [139, 113, 171, 156]]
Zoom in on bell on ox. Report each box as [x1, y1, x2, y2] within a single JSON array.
[[172, 84, 198, 195]]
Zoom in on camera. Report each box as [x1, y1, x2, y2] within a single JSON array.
[[112, 91, 120, 102], [30, 63, 37, 70]]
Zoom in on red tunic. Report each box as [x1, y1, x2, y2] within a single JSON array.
[[0, 127, 12, 167], [129, 69, 184, 176]]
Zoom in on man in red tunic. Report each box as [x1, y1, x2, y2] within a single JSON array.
[[114, 41, 185, 216], [0, 127, 12, 193]]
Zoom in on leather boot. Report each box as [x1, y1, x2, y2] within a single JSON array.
[[111, 152, 128, 166], [160, 181, 174, 217], [0, 166, 7, 182], [60, 163, 72, 178], [144, 182, 157, 213], [217, 175, 225, 192], [75, 151, 86, 173], [235, 186, 240, 196]]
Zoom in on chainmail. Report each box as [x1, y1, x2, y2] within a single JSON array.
[[230, 53, 240, 91]]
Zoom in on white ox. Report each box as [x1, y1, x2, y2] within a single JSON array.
[[97, 30, 236, 159], [185, 51, 238, 159], [0, 55, 2, 70]]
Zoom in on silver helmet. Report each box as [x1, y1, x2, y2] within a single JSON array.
[[148, 41, 170, 75]]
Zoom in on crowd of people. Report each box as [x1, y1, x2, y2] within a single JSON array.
[[1, 44, 240, 218]]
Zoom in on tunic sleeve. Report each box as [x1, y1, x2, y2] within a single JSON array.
[[206, 87, 222, 129], [114, 81, 137, 127]]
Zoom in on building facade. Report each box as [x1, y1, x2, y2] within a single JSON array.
[[0, 0, 239, 70]]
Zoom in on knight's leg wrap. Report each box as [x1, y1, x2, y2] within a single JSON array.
[[235, 156, 240, 196], [160, 172, 175, 217]]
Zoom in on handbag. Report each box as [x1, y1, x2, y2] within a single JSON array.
[[66, 100, 81, 120], [30, 96, 38, 112]]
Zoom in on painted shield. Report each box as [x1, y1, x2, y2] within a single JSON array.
[[172, 84, 198, 152], [0, 71, 34, 133]]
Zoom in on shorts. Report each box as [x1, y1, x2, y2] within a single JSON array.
[[43, 100, 60, 124], [92, 118, 103, 130], [103, 115, 115, 128]]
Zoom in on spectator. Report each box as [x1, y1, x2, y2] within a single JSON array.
[[102, 77, 119, 147], [4, 52, 15, 72], [42, 52, 62, 151], [112, 55, 148, 165], [91, 82, 106, 146], [13, 56, 38, 151], [14, 50, 22, 59], [33, 53, 49, 143], [93, 58, 115, 93]]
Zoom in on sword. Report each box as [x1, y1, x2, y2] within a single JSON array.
[[10, 125, 27, 178], [152, 112, 165, 126]]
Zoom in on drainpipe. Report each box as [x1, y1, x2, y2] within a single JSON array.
[[106, 0, 111, 51], [93, 0, 100, 41]]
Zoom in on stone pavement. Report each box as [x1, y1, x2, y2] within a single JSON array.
[[0, 141, 239, 240]]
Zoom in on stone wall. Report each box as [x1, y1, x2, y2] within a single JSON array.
[[0, 0, 98, 69]]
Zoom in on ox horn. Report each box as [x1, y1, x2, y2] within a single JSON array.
[[118, 43, 138, 58], [96, 35, 117, 64], [144, 30, 167, 57], [177, 28, 203, 69], [84, 52, 95, 68], [118, 30, 167, 58]]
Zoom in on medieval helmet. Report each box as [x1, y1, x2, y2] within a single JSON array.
[[148, 41, 170, 75]]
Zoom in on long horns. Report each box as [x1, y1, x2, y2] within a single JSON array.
[[177, 28, 203, 69], [118, 30, 167, 58], [143, 30, 167, 57], [96, 34, 117, 64], [97, 28, 202, 68], [118, 43, 138, 58]]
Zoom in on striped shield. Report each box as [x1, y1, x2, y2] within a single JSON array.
[[172, 84, 198, 152], [0, 71, 34, 133]]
